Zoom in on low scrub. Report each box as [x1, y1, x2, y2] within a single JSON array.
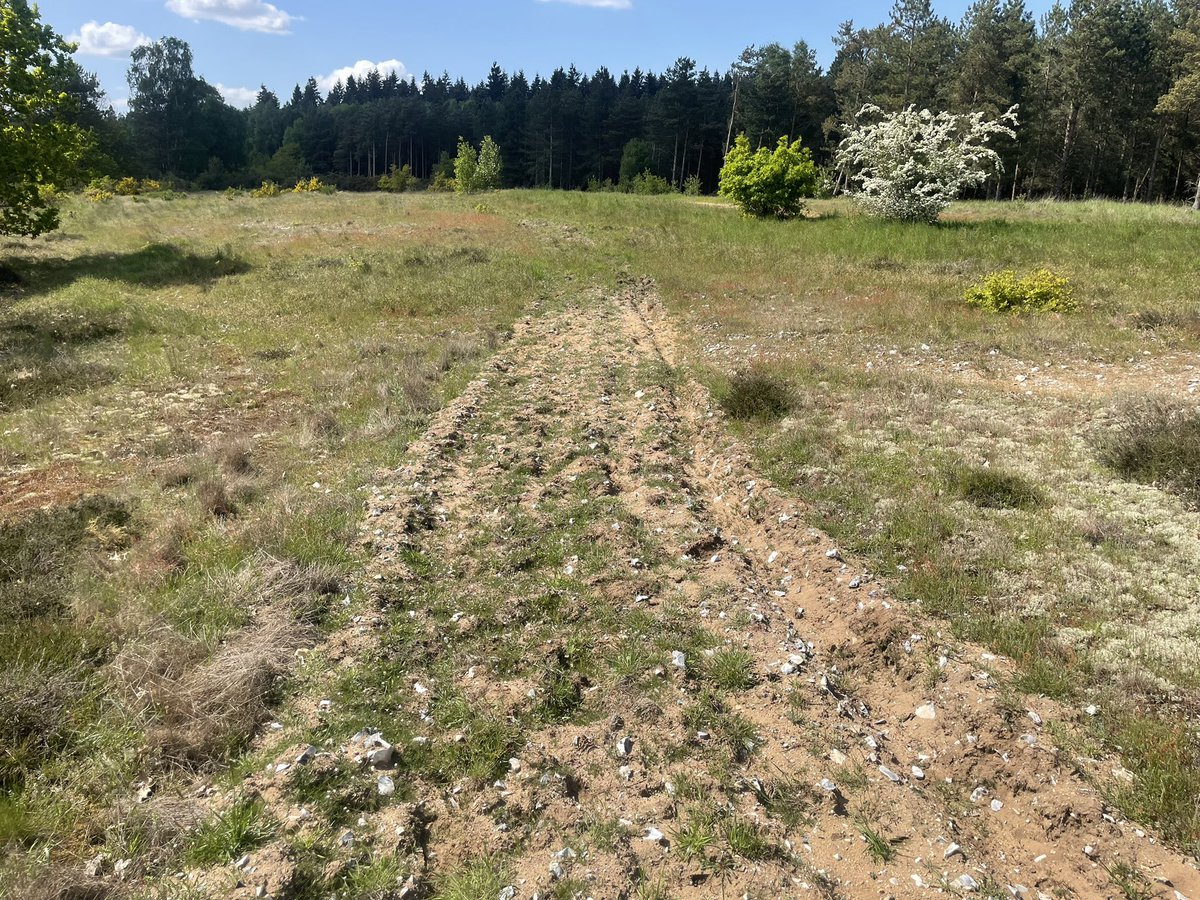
[[378, 164, 413, 193], [83, 177, 163, 202], [719, 370, 793, 422], [964, 269, 1077, 314], [292, 176, 332, 194], [1096, 399, 1200, 506], [954, 465, 1044, 510]]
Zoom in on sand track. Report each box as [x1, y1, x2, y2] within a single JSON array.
[[226, 282, 1198, 899]]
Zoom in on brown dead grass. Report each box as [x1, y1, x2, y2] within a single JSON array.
[[113, 555, 340, 767]]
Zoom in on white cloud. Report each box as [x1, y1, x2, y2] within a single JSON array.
[[217, 84, 258, 107], [165, 0, 297, 34], [316, 59, 407, 94], [537, 0, 633, 8], [69, 21, 151, 57], [109, 97, 130, 114]]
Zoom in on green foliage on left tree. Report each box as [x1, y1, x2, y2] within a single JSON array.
[[718, 134, 818, 218], [0, 0, 92, 236]]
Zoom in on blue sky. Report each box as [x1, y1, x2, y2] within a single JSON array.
[[38, 0, 1056, 111]]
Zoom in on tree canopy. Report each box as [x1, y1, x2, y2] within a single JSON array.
[[0, 0, 92, 236]]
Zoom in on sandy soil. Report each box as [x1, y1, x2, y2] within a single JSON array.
[[206, 282, 1199, 899]]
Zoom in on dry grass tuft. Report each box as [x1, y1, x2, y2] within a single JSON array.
[[0, 666, 86, 787], [1097, 399, 1200, 506], [720, 369, 793, 422], [131, 514, 194, 578], [127, 615, 312, 766], [211, 439, 254, 476], [112, 554, 338, 766]]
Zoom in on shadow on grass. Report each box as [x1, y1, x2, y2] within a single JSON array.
[[5, 241, 249, 296], [0, 307, 126, 411], [0, 243, 248, 410]]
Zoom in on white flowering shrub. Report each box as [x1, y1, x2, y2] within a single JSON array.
[[836, 105, 1018, 224]]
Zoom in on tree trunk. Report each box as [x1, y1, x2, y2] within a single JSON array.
[[1054, 101, 1079, 199], [724, 78, 740, 157], [1193, 170, 1200, 210], [1146, 125, 1164, 202]]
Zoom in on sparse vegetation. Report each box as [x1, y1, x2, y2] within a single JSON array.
[[1097, 399, 1200, 506], [3, 190, 1200, 896], [955, 465, 1044, 509], [185, 797, 276, 865]]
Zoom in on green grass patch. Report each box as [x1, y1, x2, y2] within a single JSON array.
[[185, 797, 276, 865]]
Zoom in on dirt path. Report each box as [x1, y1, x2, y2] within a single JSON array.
[[223, 282, 1198, 899]]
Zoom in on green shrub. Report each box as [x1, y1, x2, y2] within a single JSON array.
[[292, 176, 330, 194], [378, 164, 413, 193], [629, 170, 674, 195], [83, 176, 115, 202], [429, 170, 455, 192], [964, 269, 1077, 313], [452, 135, 503, 194], [720, 370, 793, 421], [718, 134, 818, 218], [683, 174, 702, 196]]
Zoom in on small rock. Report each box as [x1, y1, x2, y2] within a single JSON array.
[[339, 831, 354, 847], [991, 799, 1004, 812], [914, 703, 937, 721], [819, 778, 838, 793], [296, 745, 319, 765], [1085, 704, 1099, 716], [944, 842, 962, 860], [829, 749, 848, 766], [367, 744, 393, 768], [768, 551, 779, 564], [825, 548, 841, 560], [619, 766, 633, 781], [1083, 845, 1097, 859], [378, 775, 396, 796], [671, 651, 687, 669], [1026, 709, 1043, 726], [643, 827, 666, 844], [235, 854, 251, 869], [616, 736, 633, 757], [970, 786, 988, 803], [958, 873, 979, 891], [499, 888, 517, 900], [549, 861, 566, 880], [879, 765, 901, 783], [509, 758, 522, 773], [912, 766, 925, 780]]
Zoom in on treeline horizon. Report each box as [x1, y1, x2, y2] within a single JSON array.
[[72, 0, 1200, 203]]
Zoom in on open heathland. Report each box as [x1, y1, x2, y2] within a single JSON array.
[[1, 191, 1198, 898]]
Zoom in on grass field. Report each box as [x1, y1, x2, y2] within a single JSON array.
[[1, 190, 1198, 896]]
